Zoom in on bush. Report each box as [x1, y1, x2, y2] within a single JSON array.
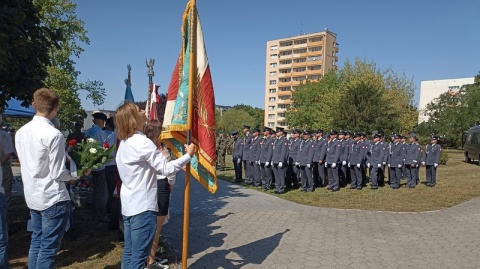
[[440, 151, 449, 165]]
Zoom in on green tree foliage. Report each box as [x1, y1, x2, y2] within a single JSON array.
[[419, 73, 480, 147], [35, 0, 105, 130], [232, 104, 264, 128], [0, 0, 56, 109], [217, 108, 254, 133], [286, 71, 340, 131], [287, 58, 417, 134]]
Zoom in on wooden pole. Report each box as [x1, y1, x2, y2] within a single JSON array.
[[182, 0, 196, 268]]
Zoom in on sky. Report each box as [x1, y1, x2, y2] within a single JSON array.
[[73, 0, 480, 111]]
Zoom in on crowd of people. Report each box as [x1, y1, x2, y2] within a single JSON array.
[[4, 88, 194, 269], [224, 125, 442, 194]]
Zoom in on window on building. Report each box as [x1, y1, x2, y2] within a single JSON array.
[[280, 60, 292, 65], [278, 104, 290, 109], [268, 106, 275, 111], [269, 88, 276, 94], [279, 69, 291, 74], [270, 63, 277, 68], [268, 114, 275, 119], [280, 51, 292, 56], [293, 48, 307, 54], [308, 75, 320, 80], [269, 71, 277, 77], [279, 78, 291, 82], [278, 122, 287, 127], [269, 80, 277, 85], [270, 54, 278, 59], [268, 122, 275, 127], [269, 97, 276, 102], [308, 46, 322, 52], [278, 113, 285, 118], [293, 58, 306, 63], [294, 39, 307, 45], [307, 55, 322, 62], [278, 87, 290, 91], [308, 65, 322, 71], [309, 36, 323, 42], [279, 95, 291, 100], [270, 45, 278, 51], [280, 41, 292, 47], [293, 76, 306, 81], [293, 67, 306, 72]]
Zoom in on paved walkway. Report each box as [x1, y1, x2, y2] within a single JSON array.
[[164, 171, 480, 269]]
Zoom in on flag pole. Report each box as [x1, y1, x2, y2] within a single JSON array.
[[182, 0, 196, 268]]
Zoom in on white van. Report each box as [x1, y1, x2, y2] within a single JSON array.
[[465, 125, 480, 164]]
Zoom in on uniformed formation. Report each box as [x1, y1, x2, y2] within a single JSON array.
[[227, 126, 442, 194]]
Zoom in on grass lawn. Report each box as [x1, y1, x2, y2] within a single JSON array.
[[7, 149, 479, 268], [217, 149, 480, 212]]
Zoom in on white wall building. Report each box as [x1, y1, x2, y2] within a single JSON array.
[[418, 77, 474, 123]]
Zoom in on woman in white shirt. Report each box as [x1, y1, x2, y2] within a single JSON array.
[[114, 102, 194, 269]]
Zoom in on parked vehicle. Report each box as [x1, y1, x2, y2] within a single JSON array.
[[464, 124, 480, 164]]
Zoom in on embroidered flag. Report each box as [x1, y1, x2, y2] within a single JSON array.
[[161, 1, 217, 194]]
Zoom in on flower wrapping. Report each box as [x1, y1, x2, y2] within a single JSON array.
[[69, 139, 116, 176]]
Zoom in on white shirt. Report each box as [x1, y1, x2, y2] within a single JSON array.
[[116, 131, 191, 217], [15, 116, 71, 211]]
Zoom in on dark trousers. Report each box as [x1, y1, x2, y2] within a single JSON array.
[[105, 165, 117, 211], [317, 162, 326, 187], [272, 164, 285, 192], [349, 165, 363, 189], [405, 165, 418, 188], [426, 165, 437, 186], [327, 164, 339, 191], [262, 163, 273, 189], [300, 166, 314, 191], [91, 170, 108, 221], [370, 165, 381, 189], [253, 162, 261, 186], [340, 163, 348, 187], [233, 158, 243, 181], [242, 160, 250, 182], [389, 167, 402, 188], [379, 164, 386, 186], [286, 164, 300, 188]]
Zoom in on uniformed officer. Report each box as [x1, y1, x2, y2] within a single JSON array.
[[313, 129, 327, 188], [379, 134, 389, 186], [422, 135, 442, 187], [297, 130, 315, 192], [348, 132, 364, 190], [264, 129, 276, 190], [232, 131, 243, 182], [400, 135, 408, 179], [405, 133, 422, 188], [338, 131, 349, 187], [248, 128, 261, 186], [367, 133, 385, 190], [259, 127, 273, 189], [216, 133, 227, 171], [287, 129, 302, 189], [226, 134, 234, 155], [241, 125, 252, 183], [326, 130, 341, 192], [388, 134, 406, 189], [271, 127, 288, 194], [360, 132, 371, 186]]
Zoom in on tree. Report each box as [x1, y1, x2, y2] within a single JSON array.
[[34, 0, 105, 130], [0, 0, 57, 110], [232, 104, 264, 128], [287, 58, 417, 134], [217, 109, 254, 133]]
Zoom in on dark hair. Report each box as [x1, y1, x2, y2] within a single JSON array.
[[144, 120, 163, 148]]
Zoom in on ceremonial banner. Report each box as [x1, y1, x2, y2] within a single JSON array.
[[161, 1, 217, 194], [149, 84, 160, 120]]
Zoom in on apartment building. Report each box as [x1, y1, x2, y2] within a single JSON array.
[[264, 30, 338, 129], [418, 77, 474, 123]]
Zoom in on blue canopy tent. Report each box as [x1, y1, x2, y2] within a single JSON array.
[[2, 98, 35, 118]]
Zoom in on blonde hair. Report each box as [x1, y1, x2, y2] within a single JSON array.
[[114, 101, 139, 140], [33, 88, 59, 114]]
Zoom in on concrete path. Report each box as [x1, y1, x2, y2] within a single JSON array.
[[164, 172, 480, 269]]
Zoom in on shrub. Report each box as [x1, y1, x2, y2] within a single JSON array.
[[440, 151, 449, 165]]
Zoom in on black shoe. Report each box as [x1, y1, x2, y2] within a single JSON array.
[[371, 187, 378, 190], [300, 189, 307, 192], [349, 187, 356, 189]]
